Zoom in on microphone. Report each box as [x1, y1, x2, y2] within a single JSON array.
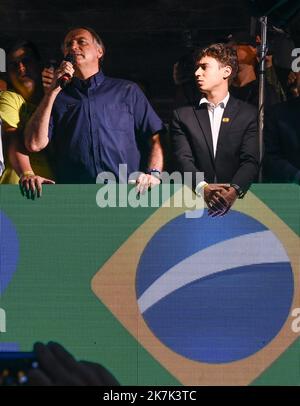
[[57, 54, 75, 89]]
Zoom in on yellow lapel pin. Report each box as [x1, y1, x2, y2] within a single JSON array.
[[222, 117, 230, 122]]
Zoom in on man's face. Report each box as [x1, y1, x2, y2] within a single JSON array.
[[63, 29, 103, 69], [195, 56, 230, 93], [234, 45, 256, 67], [7, 47, 40, 94]]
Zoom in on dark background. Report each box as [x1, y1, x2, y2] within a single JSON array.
[[1, 0, 300, 119]]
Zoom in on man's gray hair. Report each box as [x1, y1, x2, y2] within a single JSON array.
[[62, 26, 105, 62]]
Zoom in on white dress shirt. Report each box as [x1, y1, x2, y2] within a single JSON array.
[[194, 93, 230, 195], [199, 92, 230, 157]]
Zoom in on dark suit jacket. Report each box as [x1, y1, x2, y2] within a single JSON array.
[[263, 97, 300, 183], [170, 95, 259, 193]]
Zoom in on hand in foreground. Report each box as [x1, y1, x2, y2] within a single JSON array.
[[41, 67, 55, 92], [203, 183, 230, 215], [135, 173, 161, 194], [207, 185, 238, 217], [19, 173, 55, 199], [28, 342, 120, 386], [43, 60, 75, 93]]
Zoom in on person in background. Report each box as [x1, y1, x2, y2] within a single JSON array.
[[287, 70, 300, 98], [0, 73, 8, 91], [263, 72, 300, 183], [173, 52, 199, 108], [0, 75, 7, 176], [228, 32, 282, 107], [0, 40, 54, 198], [0, 118, 4, 176]]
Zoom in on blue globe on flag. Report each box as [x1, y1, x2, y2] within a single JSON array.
[[136, 210, 294, 363]]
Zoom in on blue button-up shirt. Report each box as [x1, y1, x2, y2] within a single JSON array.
[[49, 71, 164, 183]]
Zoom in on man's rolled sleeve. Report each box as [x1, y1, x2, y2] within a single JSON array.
[[131, 84, 164, 137]]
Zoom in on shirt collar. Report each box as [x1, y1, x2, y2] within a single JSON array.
[[72, 70, 105, 90], [91, 70, 105, 87], [199, 92, 230, 109]]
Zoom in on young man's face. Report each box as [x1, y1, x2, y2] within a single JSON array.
[[195, 55, 230, 94], [63, 29, 103, 69]]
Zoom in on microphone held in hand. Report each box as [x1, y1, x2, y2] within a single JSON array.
[[57, 54, 75, 89]]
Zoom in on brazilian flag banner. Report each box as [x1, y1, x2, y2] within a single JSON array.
[[0, 184, 299, 385]]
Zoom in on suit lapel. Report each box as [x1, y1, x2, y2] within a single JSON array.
[[215, 96, 240, 160], [192, 104, 215, 166]]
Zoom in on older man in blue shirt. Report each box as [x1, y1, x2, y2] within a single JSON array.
[[25, 27, 164, 190]]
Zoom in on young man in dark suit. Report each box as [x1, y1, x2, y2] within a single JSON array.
[[171, 43, 259, 217]]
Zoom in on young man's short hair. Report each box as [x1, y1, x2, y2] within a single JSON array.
[[194, 43, 238, 80]]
